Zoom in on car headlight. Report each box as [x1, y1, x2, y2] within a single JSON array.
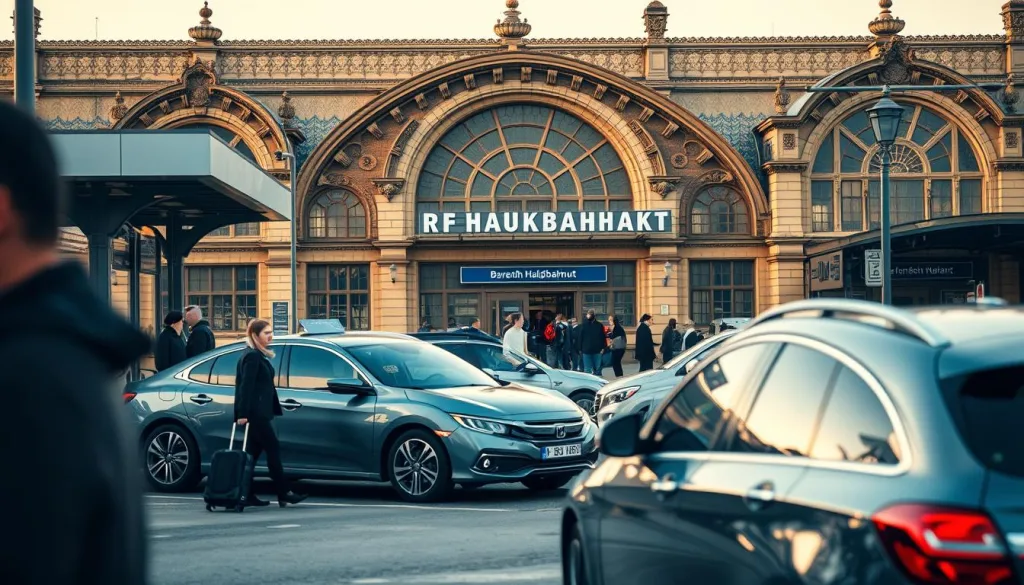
[[451, 414, 509, 435], [604, 385, 641, 405]]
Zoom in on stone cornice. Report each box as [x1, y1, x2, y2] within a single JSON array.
[[762, 161, 809, 175], [992, 159, 1024, 171]]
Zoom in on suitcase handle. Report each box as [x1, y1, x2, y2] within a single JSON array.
[[228, 422, 250, 452]]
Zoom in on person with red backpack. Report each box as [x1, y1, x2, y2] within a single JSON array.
[[543, 313, 570, 369]]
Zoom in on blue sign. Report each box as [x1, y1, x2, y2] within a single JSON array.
[[461, 265, 608, 285]]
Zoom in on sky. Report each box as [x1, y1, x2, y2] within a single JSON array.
[[0, 0, 1010, 42]]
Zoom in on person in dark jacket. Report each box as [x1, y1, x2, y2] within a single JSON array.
[[569, 318, 583, 371], [635, 314, 657, 372], [155, 311, 187, 372], [234, 318, 307, 508], [0, 99, 151, 584], [608, 316, 627, 378], [660, 318, 682, 364], [579, 309, 607, 376], [184, 305, 216, 358]]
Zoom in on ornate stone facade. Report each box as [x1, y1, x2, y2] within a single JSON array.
[[5, 0, 1023, 344]]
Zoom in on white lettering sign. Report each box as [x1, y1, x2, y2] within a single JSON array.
[[418, 211, 674, 235]]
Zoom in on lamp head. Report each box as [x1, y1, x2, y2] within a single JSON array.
[[867, 95, 905, 146]]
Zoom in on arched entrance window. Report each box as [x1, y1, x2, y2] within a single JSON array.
[[690, 186, 750, 235], [415, 105, 633, 215], [810, 103, 984, 233], [307, 190, 367, 239]]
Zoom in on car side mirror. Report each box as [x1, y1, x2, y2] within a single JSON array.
[[326, 378, 375, 395], [599, 412, 646, 457], [522, 362, 543, 375]]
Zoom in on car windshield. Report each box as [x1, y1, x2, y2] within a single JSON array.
[[345, 341, 499, 390], [661, 333, 730, 370]]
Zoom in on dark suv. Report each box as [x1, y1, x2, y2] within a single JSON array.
[[562, 299, 1024, 585]]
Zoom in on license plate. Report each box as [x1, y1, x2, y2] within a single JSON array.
[[542, 443, 582, 460]]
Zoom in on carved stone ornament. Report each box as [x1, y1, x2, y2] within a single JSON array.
[[109, 91, 128, 121], [319, 172, 353, 187], [698, 169, 735, 185], [1003, 0, 1024, 43], [278, 91, 296, 128], [877, 36, 916, 86], [358, 154, 378, 171], [684, 140, 714, 166], [180, 58, 217, 108], [1001, 73, 1019, 114], [494, 0, 531, 46], [372, 178, 406, 202], [868, 0, 905, 38], [643, 1, 669, 41], [648, 176, 681, 199], [774, 77, 791, 114], [670, 152, 688, 169]]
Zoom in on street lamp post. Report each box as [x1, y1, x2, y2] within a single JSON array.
[[866, 89, 905, 305], [275, 149, 298, 333], [13, 0, 35, 113]]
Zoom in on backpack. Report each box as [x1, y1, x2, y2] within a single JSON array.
[[543, 322, 556, 342]]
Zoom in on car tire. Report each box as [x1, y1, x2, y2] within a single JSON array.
[[569, 390, 596, 416], [388, 429, 453, 503], [142, 424, 201, 493], [563, 522, 591, 585], [522, 473, 575, 491]]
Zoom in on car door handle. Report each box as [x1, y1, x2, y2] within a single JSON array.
[[189, 394, 213, 405], [745, 482, 776, 504], [651, 474, 679, 494], [281, 399, 303, 410]]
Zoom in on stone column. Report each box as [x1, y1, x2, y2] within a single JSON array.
[[642, 2, 670, 82], [1003, 1, 1024, 77], [375, 248, 412, 332]]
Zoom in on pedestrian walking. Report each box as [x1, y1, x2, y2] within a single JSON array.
[[234, 319, 308, 508], [184, 305, 216, 358], [579, 309, 607, 376], [502, 312, 528, 359], [155, 310, 187, 372], [635, 314, 657, 372], [569, 317, 583, 371], [660, 318, 682, 363], [557, 315, 573, 369], [681, 320, 700, 350], [607, 315, 627, 377], [0, 100, 150, 584]]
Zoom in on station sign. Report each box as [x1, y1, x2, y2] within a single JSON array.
[[460, 265, 608, 285], [418, 211, 673, 235], [891, 262, 973, 280]]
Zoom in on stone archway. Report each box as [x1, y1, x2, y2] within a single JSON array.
[[297, 50, 770, 238], [112, 58, 292, 178]]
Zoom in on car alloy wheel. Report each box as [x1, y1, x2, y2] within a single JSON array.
[[143, 424, 200, 492], [570, 391, 596, 416], [388, 429, 452, 503]]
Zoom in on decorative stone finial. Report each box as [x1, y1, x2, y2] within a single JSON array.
[[110, 92, 127, 121], [869, 0, 905, 38], [189, 2, 222, 43], [494, 0, 531, 49], [774, 77, 791, 114], [10, 6, 42, 38], [1003, 1, 1024, 43], [1002, 74, 1019, 113], [643, 1, 669, 41], [278, 91, 297, 128]]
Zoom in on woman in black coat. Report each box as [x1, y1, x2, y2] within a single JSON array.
[[634, 314, 657, 372], [660, 318, 682, 363], [155, 311, 187, 372], [234, 319, 307, 508], [607, 316, 627, 378]]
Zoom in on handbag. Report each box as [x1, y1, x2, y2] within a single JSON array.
[[611, 335, 626, 351], [601, 350, 613, 368]]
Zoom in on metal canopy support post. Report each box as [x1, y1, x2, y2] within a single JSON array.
[[13, 0, 35, 113], [128, 229, 141, 380], [86, 233, 113, 305], [879, 146, 893, 305], [164, 214, 185, 313], [290, 153, 298, 335]]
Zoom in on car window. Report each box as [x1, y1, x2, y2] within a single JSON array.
[[809, 366, 901, 465], [287, 345, 359, 390], [471, 344, 521, 372], [188, 357, 214, 383], [345, 341, 498, 390], [652, 343, 777, 453], [947, 366, 1024, 477], [730, 343, 840, 457], [210, 350, 242, 386], [440, 343, 482, 367]]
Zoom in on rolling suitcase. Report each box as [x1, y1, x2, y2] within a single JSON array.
[[203, 423, 253, 512]]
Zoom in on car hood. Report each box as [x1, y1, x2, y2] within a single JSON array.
[[596, 367, 667, 397], [409, 384, 581, 419], [554, 369, 606, 387]]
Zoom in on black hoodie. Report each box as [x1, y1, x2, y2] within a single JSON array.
[[0, 261, 150, 584]]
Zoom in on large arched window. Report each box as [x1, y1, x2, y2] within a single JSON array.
[[690, 186, 750, 235], [308, 190, 367, 239], [810, 103, 984, 233], [415, 105, 633, 215]]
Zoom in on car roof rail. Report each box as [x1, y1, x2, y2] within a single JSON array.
[[747, 298, 949, 347]]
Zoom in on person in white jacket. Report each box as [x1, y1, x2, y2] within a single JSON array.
[[502, 312, 528, 360]]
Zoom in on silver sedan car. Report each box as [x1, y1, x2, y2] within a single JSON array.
[[594, 329, 741, 426]]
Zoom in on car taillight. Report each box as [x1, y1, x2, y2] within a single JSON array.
[[123, 391, 137, 404], [873, 503, 1016, 584]]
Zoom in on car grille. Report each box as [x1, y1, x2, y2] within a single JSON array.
[[508, 417, 585, 441]]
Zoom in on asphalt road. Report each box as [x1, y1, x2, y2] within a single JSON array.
[[146, 481, 567, 585]]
